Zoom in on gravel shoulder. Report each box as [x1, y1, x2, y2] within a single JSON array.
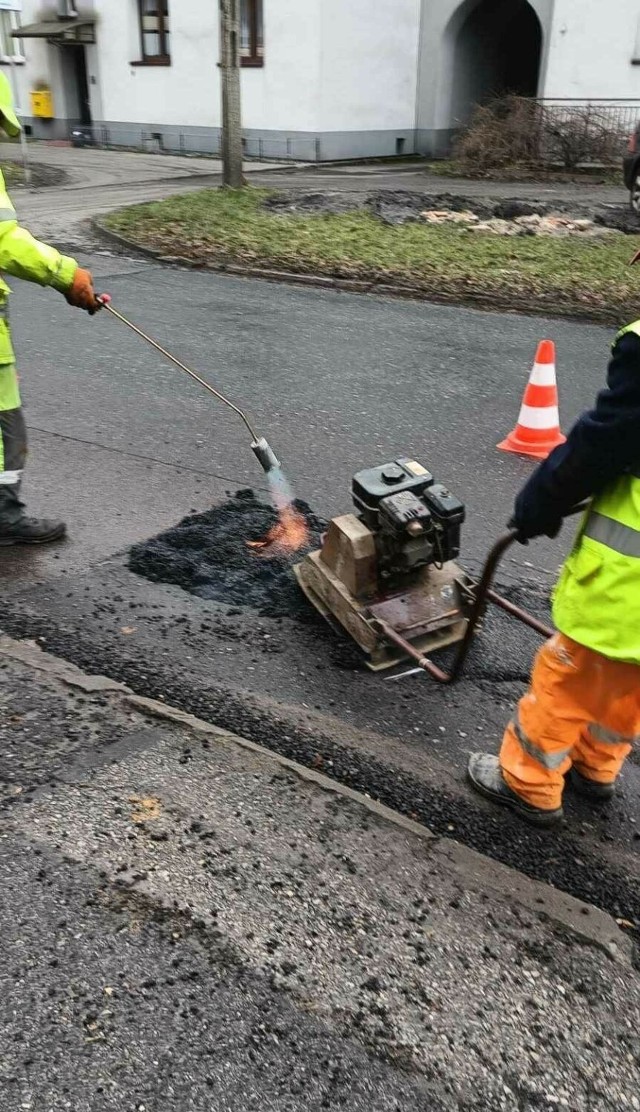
[[2, 635, 639, 1111]]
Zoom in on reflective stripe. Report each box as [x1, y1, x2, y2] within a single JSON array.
[[514, 717, 571, 770], [517, 403, 560, 430], [0, 207, 16, 223], [529, 362, 557, 387], [0, 469, 21, 485], [583, 511, 640, 559], [589, 723, 640, 747], [615, 320, 640, 344]]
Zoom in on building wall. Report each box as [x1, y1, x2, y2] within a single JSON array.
[[7, 0, 640, 161], [11, 0, 421, 159], [7, 0, 97, 138], [317, 0, 421, 158], [91, 0, 219, 149], [416, 0, 554, 156], [543, 0, 640, 100]]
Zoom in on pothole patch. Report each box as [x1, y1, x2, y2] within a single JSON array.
[[128, 489, 326, 620]]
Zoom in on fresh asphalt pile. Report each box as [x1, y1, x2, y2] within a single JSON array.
[[128, 489, 326, 620]]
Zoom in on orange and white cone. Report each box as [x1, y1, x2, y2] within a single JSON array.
[[498, 340, 566, 460]]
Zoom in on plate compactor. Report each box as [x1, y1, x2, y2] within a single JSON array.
[[295, 457, 569, 683]]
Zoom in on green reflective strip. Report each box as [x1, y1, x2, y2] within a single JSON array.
[[583, 512, 640, 559], [589, 723, 640, 747], [514, 717, 571, 771], [0, 207, 16, 223], [0, 365, 19, 410]]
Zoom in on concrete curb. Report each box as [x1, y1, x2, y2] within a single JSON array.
[[91, 218, 618, 325], [0, 632, 631, 965]]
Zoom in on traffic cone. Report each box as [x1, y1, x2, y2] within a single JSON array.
[[498, 340, 566, 460]]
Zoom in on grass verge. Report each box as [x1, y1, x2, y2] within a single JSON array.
[[102, 187, 640, 323]]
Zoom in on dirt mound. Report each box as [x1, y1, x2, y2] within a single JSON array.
[[128, 489, 327, 620], [261, 189, 640, 236], [263, 192, 366, 216], [593, 206, 640, 234]]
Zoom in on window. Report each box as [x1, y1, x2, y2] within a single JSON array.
[[136, 0, 170, 65], [0, 7, 24, 63], [240, 0, 263, 67]]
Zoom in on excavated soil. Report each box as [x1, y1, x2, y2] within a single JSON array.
[[262, 189, 640, 233], [128, 488, 327, 620]]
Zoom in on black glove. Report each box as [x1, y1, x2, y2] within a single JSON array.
[[508, 510, 563, 545]]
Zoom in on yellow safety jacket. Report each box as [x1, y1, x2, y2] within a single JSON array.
[[553, 320, 640, 665], [0, 168, 77, 370]]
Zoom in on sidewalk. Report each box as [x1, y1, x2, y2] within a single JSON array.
[[0, 140, 286, 189], [1, 634, 638, 1112], [0, 140, 286, 249]]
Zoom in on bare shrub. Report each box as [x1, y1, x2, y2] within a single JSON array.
[[540, 103, 625, 170], [454, 96, 626, 174], [453, 96, 542, 174]]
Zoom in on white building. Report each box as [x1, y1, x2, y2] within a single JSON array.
[[2, 0, 640, 161]]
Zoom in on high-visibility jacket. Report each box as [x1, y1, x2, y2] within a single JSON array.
[[0, 168, 77, 368], [553, 319, 640, 665]]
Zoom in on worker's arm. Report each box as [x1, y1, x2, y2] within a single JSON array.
[[0, 204, 100, 312], [0, 211, 78, 291], [513, 331, 640, 539]]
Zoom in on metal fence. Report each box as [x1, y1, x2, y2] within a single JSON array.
[[73, 123, 322, 162], [72, 99, 640, 165], [536, 99, 640, 160]]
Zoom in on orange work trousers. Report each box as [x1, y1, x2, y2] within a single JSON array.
[[500, 632, 640, 811]]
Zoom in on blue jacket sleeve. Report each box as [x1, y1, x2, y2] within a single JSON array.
[[513, 331, 640, 538]]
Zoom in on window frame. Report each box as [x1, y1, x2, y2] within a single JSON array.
[[0, 9, 25, 65], [240, 0, 263, 68], [133, 0, 171, 67]]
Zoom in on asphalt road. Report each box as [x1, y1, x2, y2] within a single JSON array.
[[3, 644, 636, 1112], [0, 249, 638, 929]]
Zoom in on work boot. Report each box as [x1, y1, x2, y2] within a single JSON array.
[[467, 753, 563, 828], [567, 766, 616, 802], [0, 515, 66, 546]]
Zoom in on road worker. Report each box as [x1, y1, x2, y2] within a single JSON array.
[[0, 72, 100, 546], [468, 270, 640, 826]]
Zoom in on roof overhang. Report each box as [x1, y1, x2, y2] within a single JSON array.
[[12, 18, 96, 44]]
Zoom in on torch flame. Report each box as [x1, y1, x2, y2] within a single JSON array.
[[247, 465, 310, 555], [248, 502, 309, 554]]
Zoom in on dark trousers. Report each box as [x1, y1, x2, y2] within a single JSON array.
[[0, 364, 27, 525]]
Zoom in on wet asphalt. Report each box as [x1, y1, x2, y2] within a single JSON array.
[[1, 250, 639, 930]]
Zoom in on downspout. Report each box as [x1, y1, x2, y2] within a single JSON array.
[[414, 0, 426, 154]]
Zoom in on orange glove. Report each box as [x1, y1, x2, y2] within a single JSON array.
[[65, 267, 101, 315]]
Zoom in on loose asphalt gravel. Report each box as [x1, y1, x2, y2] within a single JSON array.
[[2, 649, 639, 1112]]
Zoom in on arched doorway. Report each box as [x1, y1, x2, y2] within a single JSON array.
[[449, 0, 543, 128]]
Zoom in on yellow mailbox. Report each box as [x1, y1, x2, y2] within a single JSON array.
[[30, 89, 54, 119]]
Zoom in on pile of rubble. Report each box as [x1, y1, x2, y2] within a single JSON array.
[[262, 190, 640, 235], [420, 209, 613, 238]]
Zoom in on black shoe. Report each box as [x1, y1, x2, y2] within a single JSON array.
[[567, 767, 616, 802], [467, 753, 563, 828], [0, 516, 67, 546]]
